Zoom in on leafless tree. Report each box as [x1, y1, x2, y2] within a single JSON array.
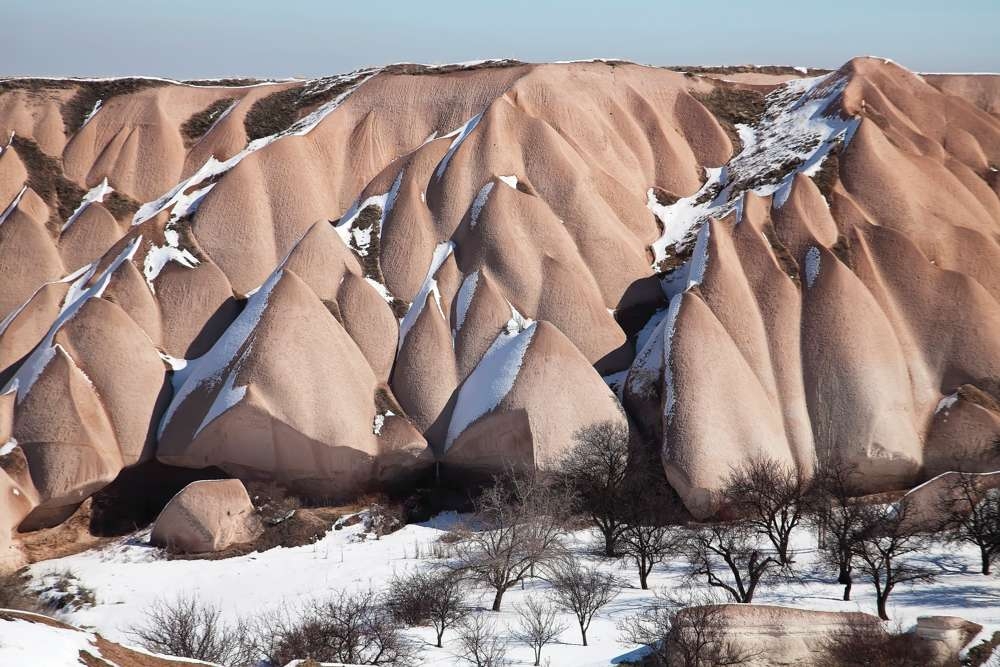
[[686, 522, 781, 603], [455, 613, 509, 667], [385, 569, 469, 648], [546, 555, 619, 646], [448, 472, 570, 611], [935, 472, 1000, 575], [129, 595, 254, 665], [511, 595, 567, 666], [810, 457, 866, 600], [618, 590, 756, 667], [617, 459, 687, 589], [850, 501, 936, 620], [260, 591, 417, 665], [723, 455, 807, 565], [815, 616, 936, 667], [556, 420, 631, 556]]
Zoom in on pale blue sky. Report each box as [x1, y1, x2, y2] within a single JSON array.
[[5, 0, 998, 78]]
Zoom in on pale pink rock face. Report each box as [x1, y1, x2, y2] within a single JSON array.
[[0, 56, 998, 555], [150, 479, 262, 553]]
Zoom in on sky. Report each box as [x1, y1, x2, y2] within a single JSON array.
[[4, 0, 999, 78]]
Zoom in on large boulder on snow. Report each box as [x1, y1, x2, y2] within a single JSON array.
[[151, 479, 262, 553]]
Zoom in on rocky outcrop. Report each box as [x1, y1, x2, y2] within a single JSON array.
[[0, 58, 997, 522], [150, 479, 262, 553]]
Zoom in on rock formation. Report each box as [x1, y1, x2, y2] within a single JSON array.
[[0, 56, 998, 543], [150, 479, 262, 553]]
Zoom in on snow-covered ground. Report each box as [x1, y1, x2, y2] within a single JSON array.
[[26, 515, 1000, 666]]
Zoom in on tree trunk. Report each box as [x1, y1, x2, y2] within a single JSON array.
[[581, 625, 588, 647], [838, 564, 852, 601], [492, 588, 504, 612], [638, 566, 649, 590], [436, 628, 444, 648], [981, 548, 991, 575], [876, 594, 889, 621], [533, 649, 541, 666], [601, 525, 617, 557]]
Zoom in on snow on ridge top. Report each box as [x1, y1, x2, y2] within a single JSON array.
[[398, 241, 455, 351], [61, 178, 112, 233], [446, 321, 538, 449], [158, 267, 285, 438], [2, 237, 142, 404], [453, 270, 480, 338], [649, 72, 859, 269], [434, 112, 484, 180], [0, 185, 27, 227], [132, 69, 379, 228]]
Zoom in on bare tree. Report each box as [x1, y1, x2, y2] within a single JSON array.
[[850, 501, 936, 620], [129, 595, 254, 665], [448, 472, 570, 611], [618, 460, 687, 589], [385, 569, 469, 648], [556, 420, 631, 557], [723, 455, 806, 565], [935, 472, 1000, 575], [686, 522, 780, 603], [511, 595, 567, 666], [261, 591, 416, 665], [455, 614, 508, 667], [546, 555, 619, 646], [810, 457, 866, 600], [618, 590, 756, 667]]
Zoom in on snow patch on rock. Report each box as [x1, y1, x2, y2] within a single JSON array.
[[649, 73, 859, 268], [61, 178, 112, 233], [469, 181, 494, 228], [159, 267, 284, 438], [453, 270, 479, 337], [804, 246, 822, 287], [446, 322, 537, 449], [398, 241, 455, 350], [434, 112, 483, 180]]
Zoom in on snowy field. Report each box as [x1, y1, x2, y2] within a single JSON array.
[[25, 514, 1000, 666]]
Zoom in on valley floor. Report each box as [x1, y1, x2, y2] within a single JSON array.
[[23, 514, 1000, 666]]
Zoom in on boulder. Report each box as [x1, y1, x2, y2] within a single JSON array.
[[150, 479, 262, 553]]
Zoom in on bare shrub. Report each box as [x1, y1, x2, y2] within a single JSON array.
[[455, 613, 508, 667], [128, 595, 254, 665], [850, 501, 935, 620], [723, 455, 807, 565], [448, 472, 570, 611], [618, 590, 756, 667], [511, 595, 566, 666], [686, 522, 780, 603], [815, 617, 936, 667], [546, 555, 618, 646], [0, 570, 41, 612], [261, 591, 416, 665], [385, 569, 468, 648], [556, 421, 631, 556], [35, 569, 97, 611]]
